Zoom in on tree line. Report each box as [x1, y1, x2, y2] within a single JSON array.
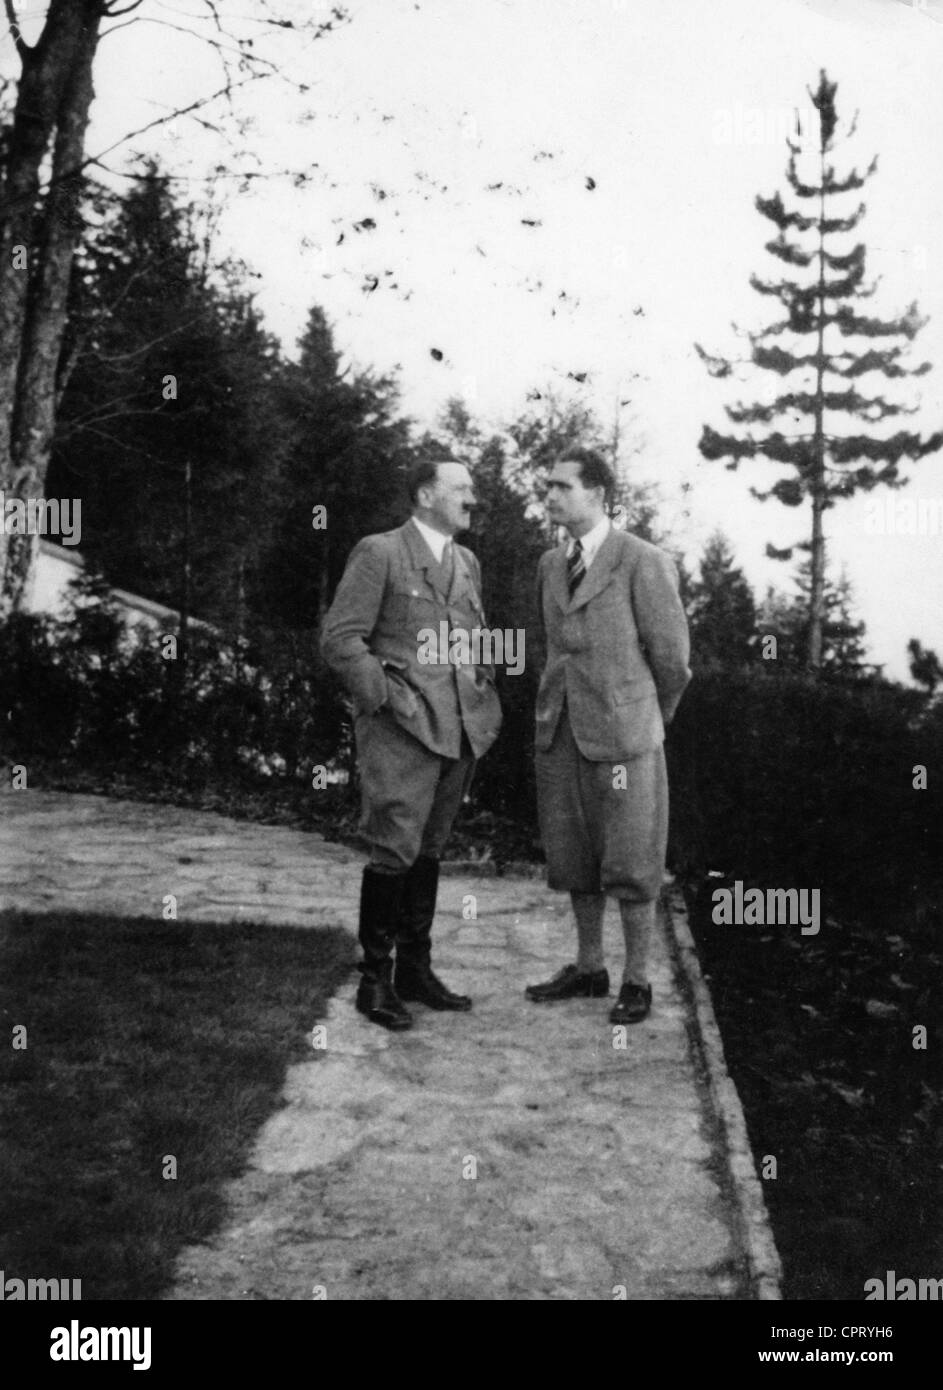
[[19, 153, 935, 705]]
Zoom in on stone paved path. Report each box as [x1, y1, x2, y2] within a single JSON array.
[[0, 788, 772, 1300]]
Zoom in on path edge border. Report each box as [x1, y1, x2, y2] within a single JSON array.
[[661, 883, 783, 1301]]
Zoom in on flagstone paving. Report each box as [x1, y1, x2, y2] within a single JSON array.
[[0, 788, 780, 1301]]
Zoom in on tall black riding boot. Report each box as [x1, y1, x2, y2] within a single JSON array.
[[356, 866, 413, 1031], [393, 855, 472, 1011]]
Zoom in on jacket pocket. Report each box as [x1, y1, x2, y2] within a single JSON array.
[[612, 680, 655, 707], [384, 668, 420, 717], [387, 580, 439, 629]]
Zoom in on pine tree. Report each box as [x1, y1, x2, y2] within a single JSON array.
[[801, 562, 871, 677], [756, 584, 806, 671], [697, 69, 942, 668], [907, 639, 943, 696], [758, 556, 872, 678], [688, 531, 757, 668], [49, 165, 285, 636], [264, 305, 413, 629]]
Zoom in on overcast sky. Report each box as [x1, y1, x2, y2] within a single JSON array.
[[11, 0, 943, 679]]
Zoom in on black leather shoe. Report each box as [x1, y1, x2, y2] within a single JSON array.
[[356, 977, 413, 1031], [394, 965, 472, 1011], [609, 981, 652, 1024], [525, 964, 609, 1002]]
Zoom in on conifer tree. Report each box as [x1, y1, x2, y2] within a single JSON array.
[[758, 556, 872, 678], [907, 639, 943, 696], [688, 531, 757, 668], [697, 70, 942, 667], [796, 561, 871, 677], [50, 165, 284, 635], [265, 305, 412, 629]]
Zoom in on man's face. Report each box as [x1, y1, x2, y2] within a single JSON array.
[[419, 462, 476, 535], [545, 459, 605, 536]]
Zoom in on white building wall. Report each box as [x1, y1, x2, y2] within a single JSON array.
[[25, 540, 198, 638], [24, 541, 85, 620]]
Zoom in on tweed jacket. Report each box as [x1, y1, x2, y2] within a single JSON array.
[[535, 525, 691, 761], [320, 518, 503, 760]]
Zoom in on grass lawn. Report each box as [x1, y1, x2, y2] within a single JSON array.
[[0, 909, 355, 1301]]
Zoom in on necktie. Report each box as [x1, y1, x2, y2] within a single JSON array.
[[567, 538, 585, 597]]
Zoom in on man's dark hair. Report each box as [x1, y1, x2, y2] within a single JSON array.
[[556, 446, 616, 506], [406, 456, 455, 504]]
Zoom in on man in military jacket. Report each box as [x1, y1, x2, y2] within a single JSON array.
[[321, 459, 502, 1030]]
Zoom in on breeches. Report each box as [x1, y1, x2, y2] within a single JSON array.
[[536, 710, 668, 902], [354, 708, 475, 870]]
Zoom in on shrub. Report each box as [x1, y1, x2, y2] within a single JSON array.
[[666, 668, 942, 919]]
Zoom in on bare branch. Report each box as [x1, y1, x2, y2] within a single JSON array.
[[90, 314, 212, 365], [1, 74, 259, 224], [67, 405, 186, 433], [99, 19, 141, 39], [63, 393, 158, 428], [103, 14, 278, 72], [87, 159, 316, 189], [84, 73, 264, 169], [3, 0, 29, 61], [202, 0, 225, 38], [60, 422, 182, 467], [102, 1, 145, 16]]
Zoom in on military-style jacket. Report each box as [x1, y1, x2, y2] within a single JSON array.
[[320, 518, 503, 759]]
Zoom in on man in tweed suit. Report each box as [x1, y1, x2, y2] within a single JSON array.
[[321, 459, 502, 1031], [526, 448, 691, 1024]]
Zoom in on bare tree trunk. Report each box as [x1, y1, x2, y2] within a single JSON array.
[[0, 0, 104, 612], [0, 2, 94, 454], [808, 132, 828, 669]]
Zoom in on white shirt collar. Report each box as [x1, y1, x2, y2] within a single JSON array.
[[411, 515, 451, 564], [568, 516, 610, 569]]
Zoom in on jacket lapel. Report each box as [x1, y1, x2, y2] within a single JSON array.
[[548, 543, 571, 616], [568, 526, 620, 611], [547, 526, 620, 614], [402, 519, 441, 592], [449, 544, 476, 605], [403, 519, 467, 602]]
